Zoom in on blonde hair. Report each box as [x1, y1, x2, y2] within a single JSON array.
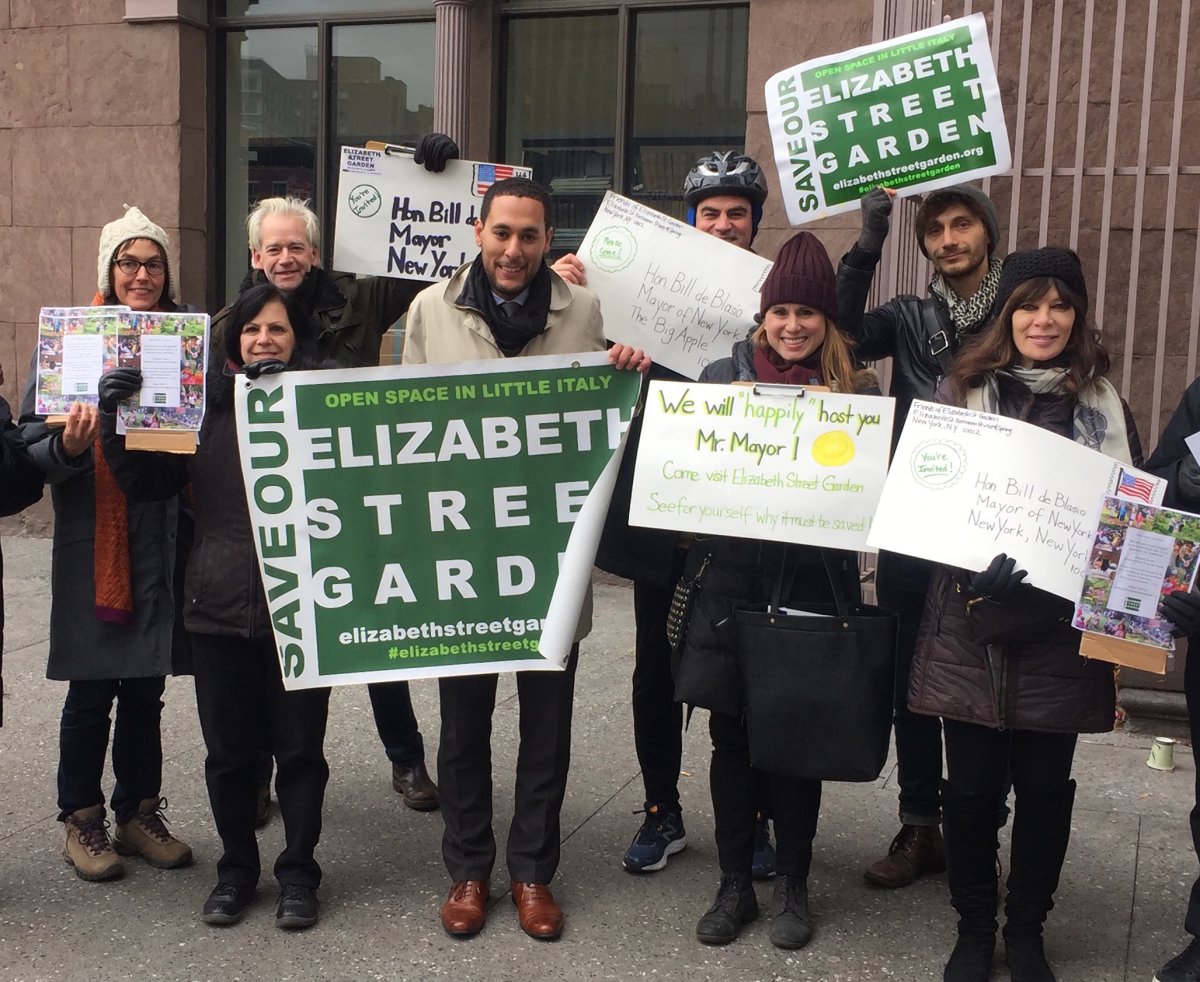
[[246, 196, 321, 251], [752, 314, 865, 391]]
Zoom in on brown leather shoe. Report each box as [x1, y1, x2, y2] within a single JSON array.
[[863, 824, 946, 887], [392, 760, 440, 811], [511, 880, 563, 940], [441, 879, 489, 937]]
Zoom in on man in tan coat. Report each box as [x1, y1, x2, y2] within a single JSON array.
[[404, 177, 647, 941]]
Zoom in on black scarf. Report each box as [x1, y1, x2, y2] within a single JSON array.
[[459, 257, 553, 356]]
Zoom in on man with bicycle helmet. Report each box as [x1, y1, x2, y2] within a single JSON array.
[[553, 151, 777, 880]]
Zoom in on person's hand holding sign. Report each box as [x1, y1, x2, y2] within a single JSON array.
[[856, 187, 897, 254], [608, 343, 651, 374]]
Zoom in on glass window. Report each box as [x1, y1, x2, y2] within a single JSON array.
[[628, 6, 749, 220], [502, 15, 617, 251], [219, 1, 431, 16], [500, 4, 749, 248], [223, 27, 318, 296], [327, 22, 436, 243]]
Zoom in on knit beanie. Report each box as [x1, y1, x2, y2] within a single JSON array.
[[991, 247, 1089, 320], [758, 231, 837, 320], [914, 183, 1000, 258], [97, 205, 177, 302]]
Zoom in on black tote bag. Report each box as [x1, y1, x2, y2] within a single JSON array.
[[735, 550, 897, 782]]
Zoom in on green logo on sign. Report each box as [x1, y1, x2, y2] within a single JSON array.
[[589, 225, 637, 273], [348, 184, 382, 218]]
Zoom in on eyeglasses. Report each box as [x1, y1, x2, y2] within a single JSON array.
[[113, 257, 167, 276]]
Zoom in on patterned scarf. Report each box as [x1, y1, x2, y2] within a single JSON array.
[[930, 257, 1005, 337], [753, 345, 825, 386], [966, 365, 1132, 463]]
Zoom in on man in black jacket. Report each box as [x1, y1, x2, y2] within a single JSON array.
[[837, 183, 1005, 888], [1144, 380, 1200, 982], [213, 133, 459, 814]]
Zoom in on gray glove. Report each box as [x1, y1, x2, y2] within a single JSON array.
[[413, 133, 460, 173], [856, 188, 893, 254], [1176, 454, 1200, 510], [97, 367, 142, 412], [1162, 590, 1200, 638]]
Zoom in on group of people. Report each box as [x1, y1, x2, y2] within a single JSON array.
[[3, 132, 1200, 982]]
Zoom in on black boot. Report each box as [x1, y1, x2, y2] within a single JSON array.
[[769, 874, 813, 949], [1002, 779, 1076, 982], [942, 781, 999, 982], [696, 871, 758, 944]]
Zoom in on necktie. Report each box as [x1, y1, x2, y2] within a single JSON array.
[[499, 300, 521, 318]]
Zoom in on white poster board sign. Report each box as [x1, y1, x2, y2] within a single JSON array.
[[765, 13, 1010, 225], [333, 147, 531, 281], [629, 380, 895, 551], [577, 192, 772, 380], [868, 401, 1165, 600]]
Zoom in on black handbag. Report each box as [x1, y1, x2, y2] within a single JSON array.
[[736, 550, 897, 782]]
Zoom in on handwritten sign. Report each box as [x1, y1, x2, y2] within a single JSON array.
[[628, 380, 894, 550], [765, 13, 1010, 225], [868, 401, 1165, 600], [333, 148, 532, 282], [577, 192, 772, 379]]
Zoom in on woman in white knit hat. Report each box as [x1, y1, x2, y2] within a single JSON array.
[[19, 205, 193, 882]]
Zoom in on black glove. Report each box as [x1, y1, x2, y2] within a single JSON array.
[[1162, 590, 1200, 638], [970, 553, 1028, 605], [1176, 454, 1200, 510], [856, 187, 893, 253], [413, 132, 460, 173], [243, 359, 287, 380], [97, 367, 143, 412]]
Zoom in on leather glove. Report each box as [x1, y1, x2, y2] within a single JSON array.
[[970, 553, 1028, 604], [1162, 590, 1200, 638], [413, 132, 460, 173], [97, 367, 143, 412], [856, 187, 893, 253], [243, 359, 287, 380], [1176, 454, 1200, 510]]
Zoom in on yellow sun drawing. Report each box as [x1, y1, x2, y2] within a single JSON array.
[[811, 430, 856, 467]]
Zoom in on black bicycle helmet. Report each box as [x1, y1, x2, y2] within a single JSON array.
[[682, 151, 769, 208]]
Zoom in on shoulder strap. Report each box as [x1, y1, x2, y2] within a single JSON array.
[[921, 297, 955, 380]]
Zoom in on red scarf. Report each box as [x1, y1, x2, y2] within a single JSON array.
[[753, 345, 825, 386]]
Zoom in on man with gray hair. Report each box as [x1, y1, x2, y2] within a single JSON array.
[[211, 131, 460, 816]]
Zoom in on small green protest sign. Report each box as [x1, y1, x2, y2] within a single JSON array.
[[235, 353, 640, 690], [765, 13, 1010, 225]]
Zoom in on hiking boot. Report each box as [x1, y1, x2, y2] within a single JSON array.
[[1157, 938, 1200, 982], [255, 783, 272, 829], [696, 871, 758, 945], [113, 797, 193, 869], [864, 823, 946, 887], [622, 804, 687, 873], [752, 813, 776, 880], [276, 883, 319, 930], [63, 805, 124, 882], [769, 874, 813, 950]]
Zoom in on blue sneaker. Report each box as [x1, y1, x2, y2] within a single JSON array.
[[752, 813, 777, 880], [622, 804, 687, 873]]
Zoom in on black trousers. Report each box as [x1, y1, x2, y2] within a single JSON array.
[[191, 633, 330, 889], [943, 719, 1077, 799], [57, 676, 165, 825], [878, 553, 944, 825], [438, 645, 578, 884], [708, 710, 820, 877], [632, 574, 684, 810], [1185, 650, 1200, 936], [367, 680, 425, 766]]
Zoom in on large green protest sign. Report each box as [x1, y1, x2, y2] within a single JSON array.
[[235, 353, 641, 690], [765, 13, 1010, 225]]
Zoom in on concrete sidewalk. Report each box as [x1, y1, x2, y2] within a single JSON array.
[[0, 532, 1193, 982]]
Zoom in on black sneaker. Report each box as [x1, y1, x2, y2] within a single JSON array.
[[276, 883, 319, 930], [696, 872, 758, 945], [622, 804, 687, 873], [1157, 938, 1200, 982], [201, 882, 256, 926]]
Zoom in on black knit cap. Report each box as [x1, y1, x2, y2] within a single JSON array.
[[991, 247, 1089, 321], [915, 183, 1000, 258], [759, 231, 837, 321]]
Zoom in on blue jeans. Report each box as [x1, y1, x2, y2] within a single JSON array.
[[57, 676, 166, 825]]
